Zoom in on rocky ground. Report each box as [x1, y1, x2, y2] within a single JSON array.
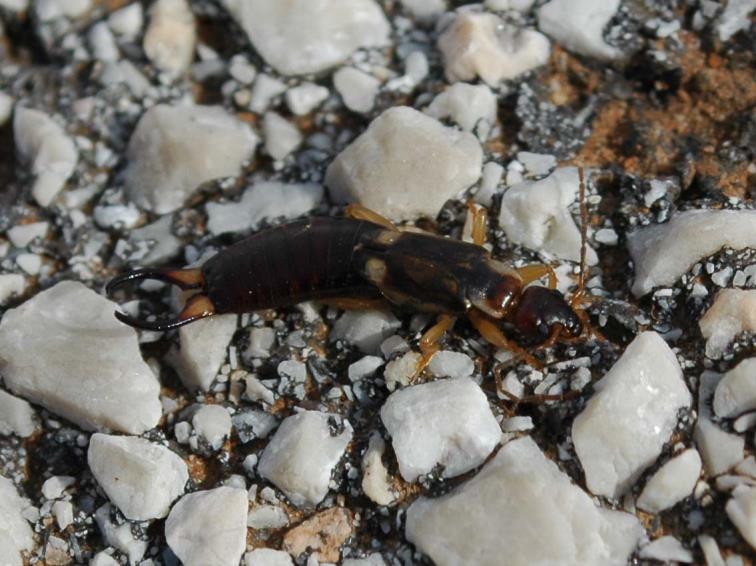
[[0, 1, 754, 565]]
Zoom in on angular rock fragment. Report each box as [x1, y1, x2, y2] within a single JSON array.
[[95, 504, 148, 564], [143, 0, 196, 76], [192, 404, 232, 450], [425, 83, 497, 137], [0, 388, 38, 438], [244, 548, 294, 566], [381, 377, 500, 481], [537, 0, 623, 60], [726, 485, 756, 550], [699, 290, 756, 359], [326, 107, 482, 221], [572, 332, 691, 498], [13, 107, 78, 207], [0, 475, 34, 566], [169, 314, 237, 391], [334, 67, 380, 113], [282, 507, 352, 563], [222, 0, 390, 76], [406, 436, 643, 566], [0, 275, 25, 306], [330, 309, 401, 354], [361, 433, 396, 506], [400, 0, 446, 19], [258, 411, 353, 507], [0, 281, 161, 434], [263, 112, 302, 161], [627, 210, 756, 297], [637, 449, 702, 513], [498, 167, 598, 264], [88, 433, 188, 521], [638, 536, 694, 563], [438, 12, 550, 85], [714, 358, 756, 418], [695, 418, 744, 476], [165, 487, 248, 566], [124, 104, 258, 214]]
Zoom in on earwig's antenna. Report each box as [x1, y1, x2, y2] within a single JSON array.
[[106, 267, 215, 331], [572, 167, 589, 307]]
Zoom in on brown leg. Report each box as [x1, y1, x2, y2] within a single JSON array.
[[412, 314, 456, 379], [466, 201, 489, 247], [468, 309, 543, 369], [514, 264, 557, 290], [345, 203, 397, 231]]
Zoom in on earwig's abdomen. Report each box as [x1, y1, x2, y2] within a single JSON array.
[[202, 217, 386, 314]]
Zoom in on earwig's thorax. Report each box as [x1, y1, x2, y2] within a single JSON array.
[[467, 259, 523, 319]]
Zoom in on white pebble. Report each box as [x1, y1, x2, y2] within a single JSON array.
[[699, 289, 756, 358], [247, 327, 276, 358], [0, 282, 161, 434], [108, 3, 143, 38], [572, 332, 692, 498], [258, 411, 353, 507], [166, 487, 248, 566], [15, 253, 41, 276], [88, 433, 188, 520], [594, 227, 618, 246], [90, 552, 120, 566], [537, 0, 623, 60], [331, 309, 401, 354], [88, 22, 119, 62], [326, 106, 482, 221], [285, 83, 330, 116], [428, 350, 474, 379], [425, 82, 496, 136], [695, 418, 744, 476], [438, 12, 550, 85], [348, 356, 385, 382], [229, 55, 257, 84], [263, 112, 302, 160], [381, 377, 500, 482], [143, 0, 196, 76], [383, 351, 421, 391], [192, 405, 232, 450], [399, 0, 446, 19], [716, 0, 756, 41], [206, 181, 322, 236], [499, 167, 598, 264], [124, 103, 258, 214], [169, 314, 237, 392], [222, 0, 390, 76], [627, 209, 756, 297], [247, 504, 289, 529], [405, 50, 429, 83], [698, 534, 725, 566], [95, 504, 147, 564], [726, 485, 756, 549], [42, 476, 75, 500], [8, 222, 48, 248], [35, 0, 90, 20], [51, 500, 74, 530], [250, 74, 287, 113], [0, 476, 35, 566], [406, 436, 643, 565], [361, 433, 396, 506], [334, 67, 380, 113], [638, 536, 694, 563], [637, 449, 702, 513], [714, 358, 756, 418], [278, 360, 307, 383], [0, 389, 38, 438], [244, 548, 294, 566], [13, 107, 78, 207], [516, 152, 556, 176]]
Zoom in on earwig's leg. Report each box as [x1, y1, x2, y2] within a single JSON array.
[[468, 309, 543, 370], [466, 201, 488, 247], [514, 264, 557, 290], [412, 314, 456, 380], [571, 167, 589, 308], [320, 297, 390, 311], [345, 204, 398, 231]]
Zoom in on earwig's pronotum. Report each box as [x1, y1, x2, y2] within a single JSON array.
[[107, 170, 592, 372]]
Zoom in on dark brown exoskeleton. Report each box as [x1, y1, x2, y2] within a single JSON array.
[[107, 171, 591, 372]]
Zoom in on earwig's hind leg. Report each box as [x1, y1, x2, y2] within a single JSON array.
[[345, 204, 398, 231], [466, 201, 488, 246], [514, 264, 557, 290], [107, 267, 214, 331], [412, 314, 456, 380], [468, 309, 543, 370]]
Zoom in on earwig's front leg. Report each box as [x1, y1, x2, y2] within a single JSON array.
[[468, 309, 543, 370], [514, 264, 557, 290], [411, 314, 456, 380], [465, 202, 489, 247]]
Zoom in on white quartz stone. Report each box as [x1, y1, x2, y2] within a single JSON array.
[[428, 350, 474, 379], [627, 210, 756, 296], [52, 500, 73, 530], [700, 290, 756, 359], [0, 275, 25, 305], [244, 548, 294, 566], [334, 67, 380, 113], [0, 281, 161, 434], [485, 0, 534, 10], [572, 332, 691, 499], [384, 351, 421, 392], [348, 356, 385, 382], [222, 0, 390, 76], [698, 535, 725, 566], [143, 0, 196, 76], [638, 536, 694, 563], [95, 504, 147, 564], [727, 485, 756, 549], [499, 167, 598, 264], [263, 112, 302, 160], [438, 12, 550, 85], [250, 74, 287, 114], [247, 504, 289, 529], [717, 0, 756, 41], [90, 552, 120, 566], [16, 253, 40, 276], [330, 309, 401, 354], [400, 0, 446, 18], [7, 221, 48, 248], [35, 0, 90, 20], [517, 151, 556, 177], [695, 418, 744, 476], [425, 82, 497, 137], [206, 181, 323, 236], [381, 377, 500, 482], [0, 388, 38, 437], [0, 0, 27, 12], [714, 358, 756, 418], [42, 476, 75, 500], [124, 103, 258, 214], [326, 106, 482, 221], [637, 449, 702, 513], [170, 314, 236, 392], [166, 487, 248, 566], [361, 432, 396, 506], [0, 475, 34, 566], [286, 83, 330, 116], [537, 0, 623, 60], [192, 405, 232, 450], [13, 107, 78, 207], [258, 410, 353, 507], [88, 433, 188, 520], [88, 22, 119, 62], [108, 3, 143, 38], [127, 214, 181, 266], [406, 436, 643, 566]]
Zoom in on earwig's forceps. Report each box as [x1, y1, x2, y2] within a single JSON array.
[[105, 267, 215, 331]]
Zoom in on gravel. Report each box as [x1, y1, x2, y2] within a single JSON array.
[[537, 0, 623, 60], [713, 358, 756, 418], [699, 289, 756, 358], [169, 314, 237, 391], [636, 448, 702, 513]]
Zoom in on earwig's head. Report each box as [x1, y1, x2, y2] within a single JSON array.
[[511, 286, 582, 343]]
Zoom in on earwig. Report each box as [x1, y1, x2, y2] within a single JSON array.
[[107, 172, 592, 370]]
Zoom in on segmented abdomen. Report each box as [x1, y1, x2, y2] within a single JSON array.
[[202, 217, 385, 314]]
